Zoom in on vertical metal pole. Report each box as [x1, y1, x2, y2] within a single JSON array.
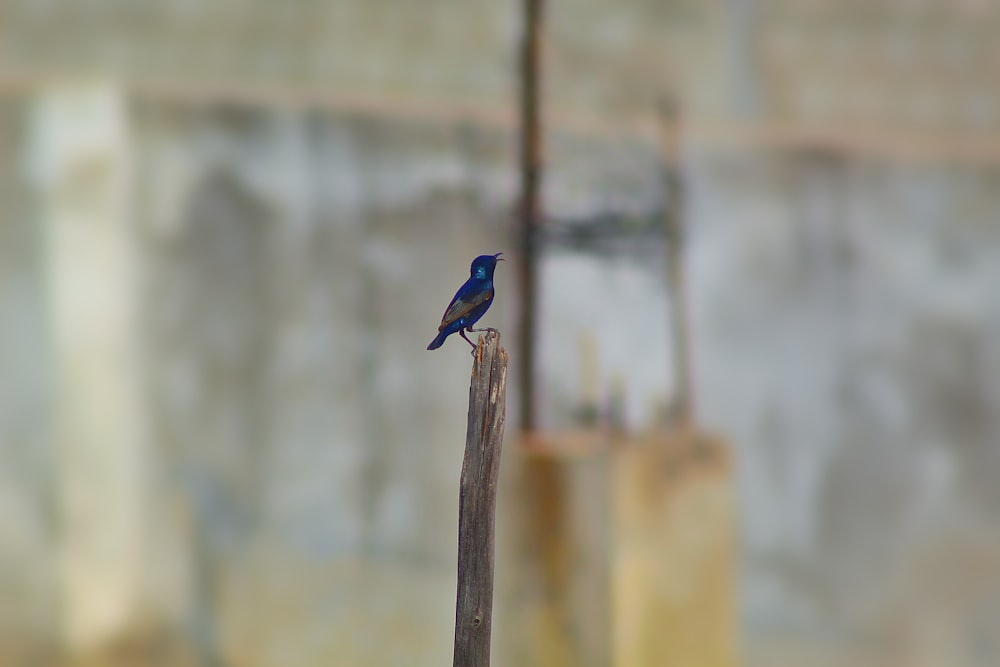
[[659, 101, 696, 427], [518, 0, 544, 432], [512, 8, 579, 663]]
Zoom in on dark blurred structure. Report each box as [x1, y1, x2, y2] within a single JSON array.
[[1, 1, 999, 666]]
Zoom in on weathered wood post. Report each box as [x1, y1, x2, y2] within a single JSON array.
[[453, 331, 509, 667]]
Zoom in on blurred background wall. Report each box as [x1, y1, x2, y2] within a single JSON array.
[[1, 1, 999, 666]]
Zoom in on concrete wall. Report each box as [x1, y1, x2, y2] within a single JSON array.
[[132, 101, 513, 666], [4, 83, 999, 667], [0, 97, 60, 666], [0, 0, 717, 129], [1, 1, 999, 665], [688, 149, 1000, 665]]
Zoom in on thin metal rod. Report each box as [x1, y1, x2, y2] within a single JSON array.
[[660, 100, 696, 427], [518, 0, 544, 432]]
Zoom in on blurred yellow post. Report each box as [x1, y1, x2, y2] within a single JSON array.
[[500, 430, 735, 667], [499, 443, 612, 667], [613, 430, 736, 667], [30, 82, 148, 653]]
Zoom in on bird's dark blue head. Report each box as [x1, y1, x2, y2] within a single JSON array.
[[470, 252, 504, 279]]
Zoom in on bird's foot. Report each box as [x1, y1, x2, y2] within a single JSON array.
[[459, 328, 477, 350]]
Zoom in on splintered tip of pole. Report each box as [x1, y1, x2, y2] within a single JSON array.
[[475, 329, 502, 363]]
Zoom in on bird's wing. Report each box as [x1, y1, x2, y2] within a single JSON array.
[[439, 287, 493, 330]]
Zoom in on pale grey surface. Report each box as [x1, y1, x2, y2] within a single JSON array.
[[2, 1, 998, 139], [687, 151, 1000, 664], [0, 98, 59, 661], [3, 95, 999, 665], [0, 1, 998, 664]]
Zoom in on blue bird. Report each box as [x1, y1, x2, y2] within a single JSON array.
[[427, 253, 504, 350]]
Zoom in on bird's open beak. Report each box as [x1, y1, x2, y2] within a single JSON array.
[[495, 252, 505, 261]]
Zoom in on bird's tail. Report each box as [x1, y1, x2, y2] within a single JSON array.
[[426, 329, 449, 350]]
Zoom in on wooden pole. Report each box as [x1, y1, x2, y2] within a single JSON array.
[[453, 331, 509, 667], [517, 0, 544, 432]]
